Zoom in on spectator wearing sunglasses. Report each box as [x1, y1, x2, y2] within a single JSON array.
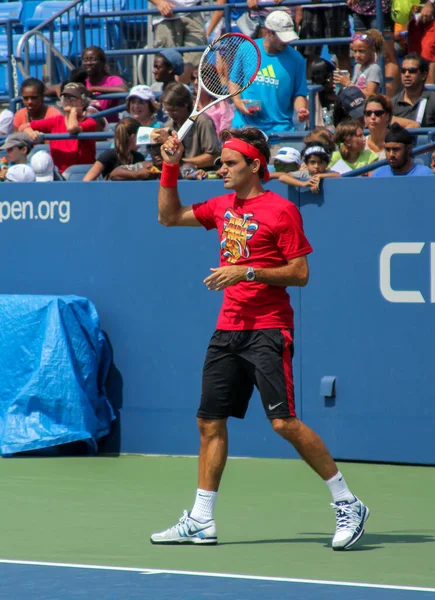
[[363, 94, 392, 158], [333, 30, 384, 96], [391, 54, 435, 127]]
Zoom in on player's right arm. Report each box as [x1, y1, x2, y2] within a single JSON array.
[[158, 133, 202, 228]]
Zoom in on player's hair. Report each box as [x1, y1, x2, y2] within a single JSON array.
[[20, 77, 45, 97], [162, 82, 193, 113], [220, 127, 271, 179], [114, 117, 141, 166], [333, 119, 363, 161], [304, 127, 335, 155]]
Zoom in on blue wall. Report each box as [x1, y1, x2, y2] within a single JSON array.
[[0, 178, 434, 464]]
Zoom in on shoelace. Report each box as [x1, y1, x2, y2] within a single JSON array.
[[175, 510, 198, 537], [331, 502, 361, 530]]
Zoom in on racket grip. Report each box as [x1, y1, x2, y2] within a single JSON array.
[[177, 118, 195, 141]]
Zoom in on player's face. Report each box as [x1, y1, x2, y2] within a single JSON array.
[[220, 148, 259, 190]]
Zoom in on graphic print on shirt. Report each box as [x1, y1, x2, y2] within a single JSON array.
[[255, 65, 279, 86], [220, 209, 259, 263]]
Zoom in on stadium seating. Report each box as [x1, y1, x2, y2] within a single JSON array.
[[62, 164, 93, 180], [0, 2, 22, 31], [25, 1, 72, 30], [96, 140, 112, 158]]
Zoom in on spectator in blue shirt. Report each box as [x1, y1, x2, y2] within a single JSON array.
[[372, 123, 433, 177], [231, 11, 309, 135]]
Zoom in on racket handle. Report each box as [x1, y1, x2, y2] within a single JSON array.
[[177, 118, 195, 141]]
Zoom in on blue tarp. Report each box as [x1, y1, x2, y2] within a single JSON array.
[[0, 295, 115, 456]]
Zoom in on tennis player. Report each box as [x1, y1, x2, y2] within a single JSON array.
[[151, 126, 369, 551]]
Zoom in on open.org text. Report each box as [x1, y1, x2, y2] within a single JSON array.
[[0, 200, 70, 224]]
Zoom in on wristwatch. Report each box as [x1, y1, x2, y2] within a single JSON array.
[[245, 267, 256, 282]]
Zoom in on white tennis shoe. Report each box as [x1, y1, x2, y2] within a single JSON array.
[[150, 510, 218, 545], [331, 496, 370, 550]]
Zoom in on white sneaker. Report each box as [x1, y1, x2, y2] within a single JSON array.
[[150, 510, 218, 545], [331, 497, 370, 551]]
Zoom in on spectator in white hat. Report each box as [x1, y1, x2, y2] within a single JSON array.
[[273, 147, 302, 174], [232, 10, 309, 136], [30, 150, 55, 182], [125, 85, 164, 129], [5, 164, 36, 182]]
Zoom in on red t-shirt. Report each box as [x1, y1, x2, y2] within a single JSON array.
[[30, 115, 97, 173], [192, 190, 313, 330]]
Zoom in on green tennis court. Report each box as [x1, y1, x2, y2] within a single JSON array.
[[1, 455, 434, 592]]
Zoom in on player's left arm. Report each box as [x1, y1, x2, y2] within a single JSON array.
[[204, 256, 309, 291]]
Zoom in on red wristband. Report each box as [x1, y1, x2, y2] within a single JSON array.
[[161, 163, 180, 188]]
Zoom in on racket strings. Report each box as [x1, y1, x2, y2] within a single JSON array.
[[200, 36, 259, 98]]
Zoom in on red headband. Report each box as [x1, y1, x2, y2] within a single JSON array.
[[222, 138, 270, 182]]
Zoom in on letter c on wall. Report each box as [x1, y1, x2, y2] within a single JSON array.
[[380, 242, 425, 303]]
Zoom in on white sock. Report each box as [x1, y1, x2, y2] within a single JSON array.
[[190, 489, 217, 522], [325, 471, 355, 503]]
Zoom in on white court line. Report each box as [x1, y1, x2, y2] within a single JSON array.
[[0, 559, 434, 593]]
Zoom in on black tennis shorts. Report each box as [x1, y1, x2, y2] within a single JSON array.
[[197, 329, 295, 421]]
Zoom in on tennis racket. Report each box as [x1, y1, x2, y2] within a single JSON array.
[[176, 33, 261, 141]]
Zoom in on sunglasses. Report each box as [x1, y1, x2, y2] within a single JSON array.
[[364, 109, 386, 117], [351, 33, 375, 47], [401, 67, 419, 74]]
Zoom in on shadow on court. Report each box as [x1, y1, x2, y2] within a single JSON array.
[[220, 531, 435, 550]]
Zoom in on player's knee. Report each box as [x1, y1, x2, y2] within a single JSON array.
[[270, 417, 299, 437], [197, 417, 225, 439]]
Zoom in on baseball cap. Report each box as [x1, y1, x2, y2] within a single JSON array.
[[5, 164, 36, 182], [0, 132, 34, 151], [127, 85, 156, 103], [265, 11, 299, 43], [275, 147, 302, 165], [30, 150, 54, 182], [61, 82, 88, 100], [337, 86, 365, 119], [158, 48, 185, 76]]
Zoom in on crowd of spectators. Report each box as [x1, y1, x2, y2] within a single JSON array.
[[1, 0, 435, 184]]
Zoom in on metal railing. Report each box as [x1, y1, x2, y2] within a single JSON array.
[[16, 0, 83, 83]]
